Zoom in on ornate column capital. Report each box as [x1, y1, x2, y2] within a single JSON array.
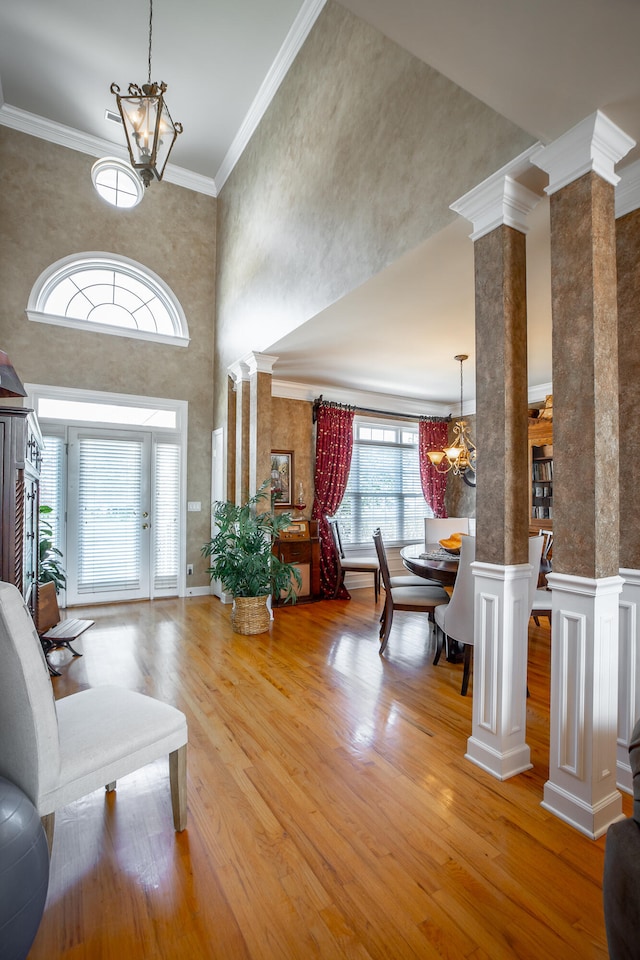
[[531, 110, 635, 195], [227, 359, 250, 385], [243, 352, 279, 377], [451, 145, 542, 240], [616, 158, 640, 218]]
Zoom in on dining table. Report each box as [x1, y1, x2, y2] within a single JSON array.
[[400, 542, 459, 587]]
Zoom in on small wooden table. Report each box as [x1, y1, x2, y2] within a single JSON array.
[[400, 543, 459, 587]]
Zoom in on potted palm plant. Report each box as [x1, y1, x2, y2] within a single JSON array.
[[202, 481, 302, 635]]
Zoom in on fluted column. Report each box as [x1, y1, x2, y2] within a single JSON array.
[[615, 160, 640, 792], [451, 148, 541, 779], [532, 111, 634, 837]]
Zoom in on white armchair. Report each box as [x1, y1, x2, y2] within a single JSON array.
[[0, 581, 188, 852]]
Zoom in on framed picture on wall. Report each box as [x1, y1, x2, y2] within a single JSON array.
[[271, 450, 293, 507]]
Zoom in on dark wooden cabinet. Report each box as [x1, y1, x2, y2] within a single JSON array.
[[0, 406, 42, 618], [273, 520, 320, 604]]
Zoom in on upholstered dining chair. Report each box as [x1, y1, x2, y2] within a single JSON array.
[[373, 528, 449, 654], [328, 518, 380, 601], [532, 529, 553, 627], [0, 581, 188, 853], [424, 517, 470, 548], [434, 536, 544, 695]]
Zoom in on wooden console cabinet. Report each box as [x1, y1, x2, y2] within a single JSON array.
[[273, 519, 321, 604], [0, 406, 43, 618]]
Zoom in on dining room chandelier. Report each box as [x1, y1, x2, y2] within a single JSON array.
[[110, 0, 183, 188], [427, 354, 477, 486]]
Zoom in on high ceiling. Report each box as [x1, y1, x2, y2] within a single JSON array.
[[2, 0, 639, 410]]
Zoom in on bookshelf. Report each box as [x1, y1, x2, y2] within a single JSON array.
[[528, 418, 553, 532]]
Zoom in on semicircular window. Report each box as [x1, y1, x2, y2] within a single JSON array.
[[27, 253, 189, 347]]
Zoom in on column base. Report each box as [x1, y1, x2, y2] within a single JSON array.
[[466, 737, 532, 781], [542, 780, 624, 840]]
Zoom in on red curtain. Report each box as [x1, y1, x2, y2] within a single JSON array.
[[419, 418, 449, 519], [311, 402, 355, 598]]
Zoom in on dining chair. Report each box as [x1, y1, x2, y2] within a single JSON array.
[[0, 581, 188, 853], [424, 517, 470, 549], [373, 528, 449, 654], [328, 518, 380, 601], [434, 536, 544, 695], [532, 529, 553, 627]]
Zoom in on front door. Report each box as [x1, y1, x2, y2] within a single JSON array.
[[66, 429, 152, 604]]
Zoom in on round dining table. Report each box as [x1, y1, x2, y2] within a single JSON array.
[[400, 543, 459, 586]]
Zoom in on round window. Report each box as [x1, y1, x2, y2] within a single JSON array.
[[91, 157, 144, 209]]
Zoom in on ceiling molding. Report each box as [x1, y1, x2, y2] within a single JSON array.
[[0, 103, 217, 196], [214, 0, 327, 191], [271, 378, 452, 417]]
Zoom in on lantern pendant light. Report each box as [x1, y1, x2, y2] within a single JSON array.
[[110, 0, 183, 187]]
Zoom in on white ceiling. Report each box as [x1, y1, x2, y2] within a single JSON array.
[[2, 0, 639, 410]]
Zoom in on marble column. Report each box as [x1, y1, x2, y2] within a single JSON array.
[[245, 353, 278, 510], [228, 359, 250, 505], [615, 160, 640, 792], [532, 111, 634, 837], [451, 148, 541, 779]]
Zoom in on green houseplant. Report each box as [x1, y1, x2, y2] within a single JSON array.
[[202, 481, 302, 635], [39, 504, 66, 592]]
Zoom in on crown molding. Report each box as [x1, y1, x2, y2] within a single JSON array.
[[0, 103, 217, 196], [531, 110, 635, 195], [214, 0, 327, 190], [616, 159, 640, 218], [271, 379, 452, 417]]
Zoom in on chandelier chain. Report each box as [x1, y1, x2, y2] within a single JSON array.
[[147, 0, 153, 85]]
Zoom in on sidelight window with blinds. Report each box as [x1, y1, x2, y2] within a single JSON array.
[[334, 419, 432, 545]]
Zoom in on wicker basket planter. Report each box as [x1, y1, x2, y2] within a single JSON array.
[[231, 595, 270, 635]]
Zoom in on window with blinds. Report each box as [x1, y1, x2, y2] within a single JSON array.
[[77, 436, 144, 592], [40, 435, 66, 558], [335, 421, 432, 545], [153, 442, 180, 591]]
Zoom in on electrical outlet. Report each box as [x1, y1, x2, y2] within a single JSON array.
[[187, 564, 193, 576]]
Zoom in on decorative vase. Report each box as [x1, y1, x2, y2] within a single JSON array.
[[231, 595, 270, 635]]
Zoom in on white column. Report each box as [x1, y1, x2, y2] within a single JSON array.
[[452, 146, 541, 779], [466, 561, 533, 779], [542, 573, 624, 838], [615, 161, 640, 794], [532, 112, 634, 836], [617, 570, 640, 792]]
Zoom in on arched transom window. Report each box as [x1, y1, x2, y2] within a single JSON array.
[[27, 253, 189, 347]]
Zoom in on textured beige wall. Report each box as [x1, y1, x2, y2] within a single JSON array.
[[214, 0, 534, 427], [0, 127, 216, 588], [271, 398, 315, 516]]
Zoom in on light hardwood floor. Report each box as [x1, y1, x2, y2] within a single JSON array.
[[29, 590, 625, 959]]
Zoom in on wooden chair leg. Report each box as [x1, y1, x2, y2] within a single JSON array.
[[41, 812, 55, 855], [461, 644, 473, 696], [379, 607, 393, 654], [433, 625, 444, 665], [170, 744, 188, 832]]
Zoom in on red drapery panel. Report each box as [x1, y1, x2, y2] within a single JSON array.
[[311, 402, 355, 598], [419, 418, 449, 519]]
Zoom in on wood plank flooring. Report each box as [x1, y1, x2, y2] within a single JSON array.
[[29, 590, 626, 959]]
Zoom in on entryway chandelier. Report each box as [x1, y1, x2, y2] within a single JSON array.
[[110, 0, 183, 188], [427, 354, 477, 487]]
